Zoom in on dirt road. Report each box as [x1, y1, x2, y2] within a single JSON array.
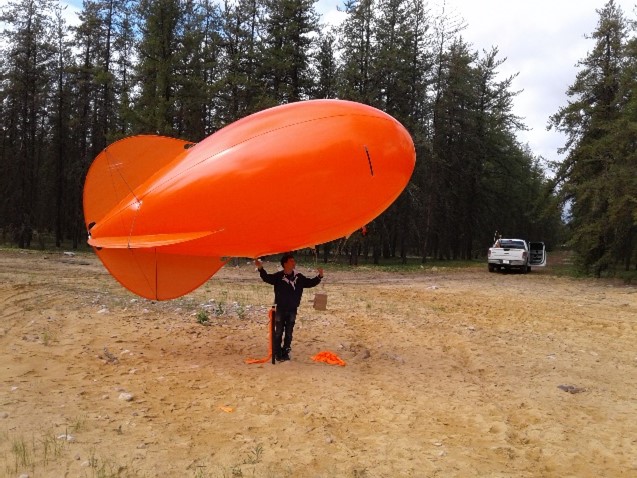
[[1, 249, 636, 477]]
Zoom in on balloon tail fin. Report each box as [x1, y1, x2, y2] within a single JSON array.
[[96, 247, 226, 300]]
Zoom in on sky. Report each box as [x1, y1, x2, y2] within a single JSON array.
[[432, 0, 636, 170], [2, 0, 635, 171], [316, 0, 637, 170]]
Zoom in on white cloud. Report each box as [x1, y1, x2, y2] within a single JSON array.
[[3, 0, 633, 169], [0, 0, 81, 31], [439, 0, 636, 165]]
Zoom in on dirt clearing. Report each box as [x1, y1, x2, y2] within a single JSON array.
[[1, 249, 636, 477]]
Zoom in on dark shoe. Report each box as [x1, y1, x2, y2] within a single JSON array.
[[279, 352, 290, 361]]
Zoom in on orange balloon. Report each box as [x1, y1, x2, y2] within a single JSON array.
[[84, 100, 415, 300]]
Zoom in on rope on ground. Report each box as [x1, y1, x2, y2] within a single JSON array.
[[245, 307, 274, 364]]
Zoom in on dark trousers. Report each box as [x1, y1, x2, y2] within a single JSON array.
[[274, 308, 297, 357]]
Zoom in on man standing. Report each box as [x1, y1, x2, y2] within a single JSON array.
[[255, 253, 324, 361]]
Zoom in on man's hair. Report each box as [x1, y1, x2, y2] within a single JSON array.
[[280, 253, 295, 267]]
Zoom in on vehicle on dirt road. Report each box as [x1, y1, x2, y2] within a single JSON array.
[[488, 238, 546, 273]]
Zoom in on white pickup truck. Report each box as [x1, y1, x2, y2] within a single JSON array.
[[487, 238, 546, 273]]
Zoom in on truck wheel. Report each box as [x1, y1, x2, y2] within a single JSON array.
[[488, 264, 495, 272], [527, 266, 531, 273]]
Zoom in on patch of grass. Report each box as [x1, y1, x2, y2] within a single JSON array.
[[266, 254, 483, 274], [83, 447, 138, 478], [615, 269, 637, 284], [189, 443, 295, 478], [40, 328, 57, 346], [236, 302, 247, 320], [546, 250, 637, 282], [213, 301, 226, 317], [41, 330, 50, 345], [69, 415, 88, 433], [10, 436, 33, 471], [3, 430, 67, 476], [39, 431, 64, 466], [242, 444, 264, 465], [196, 310, 210, 325], [376, 258, 480, 273]]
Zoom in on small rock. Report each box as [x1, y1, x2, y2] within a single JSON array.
[[102, 347, 119, 364], [75, 453, 81, 460], [137, 443, 148, 449], [97, 308, 109, 314], [63, 251, 75, 256], [0, 412, 8, 418], [119, 392, 134, 402], [57, 434, 75, 442], [81, 461, 91, 467], [388, 354, 405, 364], [558, 384, 586, 394], [19, 474, 30, 478]]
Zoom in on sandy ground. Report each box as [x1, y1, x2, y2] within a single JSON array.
[[1, 249, 636, 478]]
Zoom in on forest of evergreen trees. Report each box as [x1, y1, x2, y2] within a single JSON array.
[[0, 0, 634, 273]]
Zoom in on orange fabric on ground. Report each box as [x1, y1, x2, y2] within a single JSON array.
[[311, 351, 346, 366]]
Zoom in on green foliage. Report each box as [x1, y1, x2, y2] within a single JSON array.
[[242, 443, 264, 465], [0, 0, 565, 264], [196, 310, 210, 324], [550, 0, 637, 275]]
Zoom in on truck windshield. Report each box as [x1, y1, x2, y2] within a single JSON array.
[[499, 240, 525, 249]]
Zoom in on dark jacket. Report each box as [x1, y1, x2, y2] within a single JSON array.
[[259, 268, 321, 311]]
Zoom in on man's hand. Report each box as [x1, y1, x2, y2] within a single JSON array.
[[254, 259, 263, 270], [317, 268, 324, 278]]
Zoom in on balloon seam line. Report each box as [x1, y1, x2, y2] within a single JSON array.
[[364, 145, 374, 176]]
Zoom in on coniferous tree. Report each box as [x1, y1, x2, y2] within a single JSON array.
[[0, 0, 57, 247], [550, 0, 629, 275], [372, 0, 416, 261], [338, 0, 376, 103], [312, 30, 338, 99], [260, 0, 319, 104], [0, 0, 565, 256], [218, 0, 264, 123], [608, 33, 637, 270], [134, 0, 182, 135], [49, 4, 75, 246], [419, 3, 463, 260], [172, 0, 223, 140], [69, 0, 133, 246], [111, 0, 137, 138]]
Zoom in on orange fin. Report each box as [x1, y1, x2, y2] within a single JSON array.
[[83, 135, 193, 232], [88, 231, 214, 249], [96, 248, 226, 300]]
